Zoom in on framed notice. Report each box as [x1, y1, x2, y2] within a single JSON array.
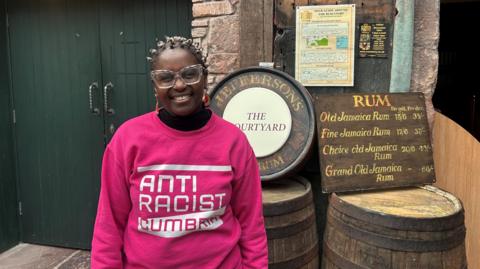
[[359, 23, 389, 58], [313, 93, 435, 193], [295, 4, 355, 86]]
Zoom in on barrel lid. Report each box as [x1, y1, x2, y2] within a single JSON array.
[[262, 176, 313, 216], [263, 177, 309, 203], [209, 67, 315, 181], [336, 185, 462, 218]]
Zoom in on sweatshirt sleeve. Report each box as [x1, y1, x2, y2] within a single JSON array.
[[91, 146, 132, 269], [230, 150, 268, 269]]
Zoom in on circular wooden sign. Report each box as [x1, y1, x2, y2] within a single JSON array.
[[210, 67, 315, 181]]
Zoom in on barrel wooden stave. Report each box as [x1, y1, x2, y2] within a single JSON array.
[[268, 222, 318, 269], [327, 205, 465, 249], [263, 177, 319, 269], [323, 221, 466, 269], [322, 186, 467, 269]]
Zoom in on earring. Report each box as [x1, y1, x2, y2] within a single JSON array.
[[202, 91, 210, 107]]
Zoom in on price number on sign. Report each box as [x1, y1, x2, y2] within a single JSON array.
[[396, 128, 409, 136], [418, 144, 432, 152], [395, 112, 407, 121], [421, 165, 434, 173], [401, 145, 416, 153], [414, 127, 426, 135], [412, 112, 424, 120]]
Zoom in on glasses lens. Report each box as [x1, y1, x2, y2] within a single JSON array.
[[151, 65, 203, 88], [180, 65, 202, 84], [152, 70, 175, 88]]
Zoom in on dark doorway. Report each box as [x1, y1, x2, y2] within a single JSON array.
[[433, 0, 480, 140]]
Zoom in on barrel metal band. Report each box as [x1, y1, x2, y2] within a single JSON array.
[[323, 242, 369, 269], [330, 193, 465, 231], [268, 243, 318, 269], [266, 213, 315, 239], [328, 213, 466, 252]]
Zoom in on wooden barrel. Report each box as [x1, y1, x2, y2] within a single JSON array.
[[209, 67, 316, 181], [322, 185, 467, 269], [262, 176, 319, 269]]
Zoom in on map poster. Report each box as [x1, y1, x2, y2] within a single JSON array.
[[295, 5, 355, 86]]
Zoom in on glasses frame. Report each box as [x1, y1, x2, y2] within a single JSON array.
[[150, 64, 205, 89]]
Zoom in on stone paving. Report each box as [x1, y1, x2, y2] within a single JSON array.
[[0, 244, 90, 269]]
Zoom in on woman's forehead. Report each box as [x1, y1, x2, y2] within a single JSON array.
[[153, 48, 198, 70]]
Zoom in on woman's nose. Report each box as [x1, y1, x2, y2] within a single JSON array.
[[173, 76, 187, 90]]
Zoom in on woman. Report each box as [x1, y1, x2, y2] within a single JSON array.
[[91, 36, 268, 268]]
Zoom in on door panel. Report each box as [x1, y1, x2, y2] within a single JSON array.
[[9, 0, 192, 249], [8, 0, 104, 248], [99, 0, 192, 141], [0, 0, 19, 252]]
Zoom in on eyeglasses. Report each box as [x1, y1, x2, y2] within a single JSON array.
[[151, 64, 204, 89]]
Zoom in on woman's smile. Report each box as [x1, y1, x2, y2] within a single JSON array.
[[171, 93, 193, 103]]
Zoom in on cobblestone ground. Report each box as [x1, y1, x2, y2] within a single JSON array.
[[0, 243, 90, 269]]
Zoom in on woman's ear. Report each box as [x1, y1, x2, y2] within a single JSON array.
[[154, 92, 159, 111]]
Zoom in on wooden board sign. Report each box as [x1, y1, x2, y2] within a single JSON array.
[[313, 93, 435, 193]]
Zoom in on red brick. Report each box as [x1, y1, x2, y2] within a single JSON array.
[[193, 1, 234, 18]]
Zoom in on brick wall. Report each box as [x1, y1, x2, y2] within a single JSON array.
[[191, 0, 240, 88]]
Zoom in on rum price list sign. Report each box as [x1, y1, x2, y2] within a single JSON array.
[[314, 93, 435, 193]]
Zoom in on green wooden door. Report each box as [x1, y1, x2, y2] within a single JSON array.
[[0, 0, 19, 253], [98, 0, 193, 140], [7, 0, 191, 249]]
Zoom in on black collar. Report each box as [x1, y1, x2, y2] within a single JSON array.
[[158, 108, 212, 131]]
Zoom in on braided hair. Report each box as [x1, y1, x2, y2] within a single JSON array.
[[147, 36, 208, 74]]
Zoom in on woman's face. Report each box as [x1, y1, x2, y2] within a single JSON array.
[[152, 48, 206, 117]]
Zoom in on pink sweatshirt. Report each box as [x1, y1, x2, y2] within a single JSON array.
[[91, 111, 268, 269]]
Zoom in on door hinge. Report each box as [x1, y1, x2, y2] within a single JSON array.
[[12, 109, 16, 124], [18, 201, 23, 216]]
